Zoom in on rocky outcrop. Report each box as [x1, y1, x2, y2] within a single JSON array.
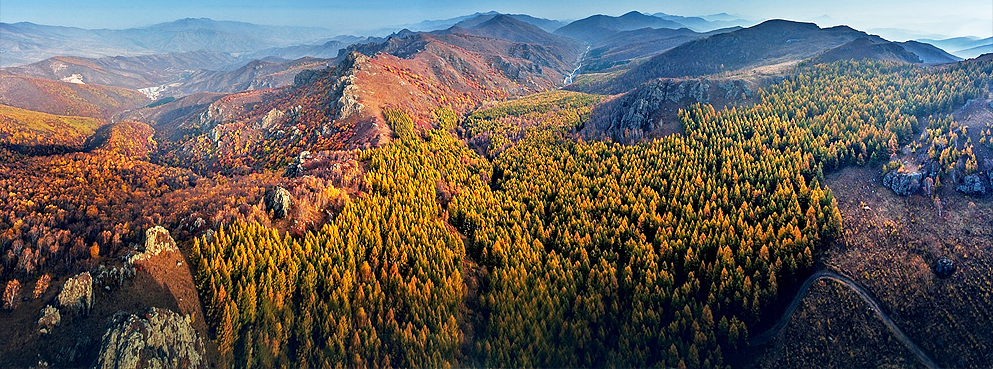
[[956, 173, 989, 196], [94, 308, 205, 369], [129, 226, 179, 264], [57, 272, 93, 316], [882, 170, 925, 196], [283, 150, 313, 177], [294, 68, 330, 87], [933, 256, 956, 278], [265, 186, 294, 219], [38, 305, 61, 334], [582, 77, 754, 142]]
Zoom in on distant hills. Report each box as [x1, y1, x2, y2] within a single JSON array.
[[375, 11, 568, 34], [918, 37, 993, 59], [247, 35, 374, 60], [583, 19, 960, 94], [650, 12, 755, 32], [2, 51, 333, 98], [809, 38, 923, 64], [6, 51, 240, 90], [581, 27, 741, 73], [0, 18, 341, 67], [438, 14, 585, 58], [554, 11, 686, 43], [0, 72, 148, 118], [0, 11, 978, 131], [894, 41, 961, 63]]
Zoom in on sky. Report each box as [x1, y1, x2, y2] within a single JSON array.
[[1, 0, 991, 39]]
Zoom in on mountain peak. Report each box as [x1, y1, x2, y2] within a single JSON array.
[[477, 14, 530, 28], [752, 19, 820, 30]]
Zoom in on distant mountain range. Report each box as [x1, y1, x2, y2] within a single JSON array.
[[373, 11, 568, 34], [0, 10, 983, 172], [0, 18, 341, 67], [576, 19, 965, 94], [580, 27, 741, 73], [3, 51, 334, 99], [809, 38, 924, 64], [651, 12, 756, 32], [0, 11, 977, 119], [554, 11, 686, 42], [917, 37, 993, 59]]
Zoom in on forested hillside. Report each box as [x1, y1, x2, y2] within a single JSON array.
[[189, 59, 992, 367]]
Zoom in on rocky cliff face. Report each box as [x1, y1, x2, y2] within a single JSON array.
[[882, 170, 926, 196], [129, 226, 179, 264], [265, 186, 294, 219], [956, 173, 989, 196], [38, 305, 61, 334], [93, 308, 205, 369], [57, 272, 93, 316], [582, 77, 756, 142]]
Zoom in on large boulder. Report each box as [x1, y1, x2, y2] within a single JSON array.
[[956, 173, 988, 196], [94, 308, 205, 369], [57, 272, 93, 316], [38, 305, 61, 334], [265, 186, 294, 219], [882, 170, 925, 196], [129, 226, 179, 264], [933, 256, 956, 278], [283, 151, 312, 177]]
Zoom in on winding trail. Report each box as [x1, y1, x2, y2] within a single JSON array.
[[749, 270, 938, 369]]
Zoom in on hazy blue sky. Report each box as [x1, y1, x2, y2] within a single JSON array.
[[1, 0, 991, 39]]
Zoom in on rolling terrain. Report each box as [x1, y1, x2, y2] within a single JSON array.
[[113, 15, 587, 175], [593, 20, 892, 94], [0, 10, 991, 369], [580, 27, 741, 73], [919, 36, 993, 59], [0, 72, 148, 118], [2, 52, 335, 99]]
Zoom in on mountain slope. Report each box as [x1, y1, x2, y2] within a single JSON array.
[[581, 27, 741, 73], [0, 103, 106, 152], [895, 41, 961, 63], [134, 19, 586, 174], [554, 11, 686, 42], [450, 12, 568, 33], [4, 52, 333, 99], [0, 72, 148, 118], [597, 20, 885, 93], [171, 57, 334, 97], [810, 38, 922, 64], [438, 15, 585, 56], [5, 51, 240, 90], [384, 11, 567, 34]]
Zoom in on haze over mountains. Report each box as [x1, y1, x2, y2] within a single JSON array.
[[0, 10, 980, 117], [0, 18, 341, 67], [0, 10, 979, 148]]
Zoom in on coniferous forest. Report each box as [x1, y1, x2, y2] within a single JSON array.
[[189, 60, 991, 368]]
